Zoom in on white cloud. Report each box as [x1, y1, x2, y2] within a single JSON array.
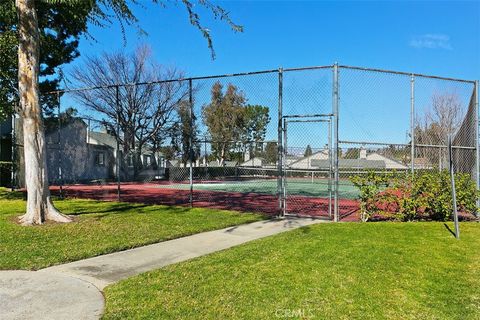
[[409, 34, 452, 50]]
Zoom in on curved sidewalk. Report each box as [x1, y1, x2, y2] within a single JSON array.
[[1, 217, 326, 319]]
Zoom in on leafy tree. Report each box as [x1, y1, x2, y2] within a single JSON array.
[[264, 141, 278, 164], [202, 82, 245, 165], [159, 145, 176, 161], [14, 0, 243, 225], [304, 145, 313, 157], [203, 83, 270, 165], [158, 145, 177, 160], [175, 100, 200, 165], [241, 104, 270, 157], [0, 1, 94, 121]]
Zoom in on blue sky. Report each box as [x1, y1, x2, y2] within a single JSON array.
[[64, 0, 480, 148], [67, 0, 480, 80]]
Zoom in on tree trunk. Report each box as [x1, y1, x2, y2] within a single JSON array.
[[16, 0, 71, 225], [219, 146, 225, 166], [133, 147, 141, 180]]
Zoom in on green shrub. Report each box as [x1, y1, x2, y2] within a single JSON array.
[[350, 170, 395, 222], [350, 170, 478, 222]]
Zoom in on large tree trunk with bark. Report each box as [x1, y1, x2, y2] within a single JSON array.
[[16, 0, 71, 225]]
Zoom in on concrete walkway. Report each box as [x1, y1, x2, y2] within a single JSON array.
[[0, 271, 104, 320], [1, 217, 326, 319]]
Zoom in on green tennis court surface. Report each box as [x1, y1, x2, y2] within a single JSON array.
[[158, 178, 359, 200]]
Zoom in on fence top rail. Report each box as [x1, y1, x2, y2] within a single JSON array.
[[283, 113, 333, 119], [340, 140, 409, 147], [286, 119, 331, 123], [44, 64, 476, 95], [340, 140, 476, 150], [46, 69, 280, 95], [339, 65, 476, 84], [45, 66, 332, 94], [46, 65, 334, 95], [283, 65, 333, 72]]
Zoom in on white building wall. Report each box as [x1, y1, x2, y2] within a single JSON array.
[[240, 157, 264, 167], [290, 150, 329, 169]]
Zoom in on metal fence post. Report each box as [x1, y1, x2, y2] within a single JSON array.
[[10, 111, 16, 191], [410, 74, 415, 175], [333, 63, 340, 222], [204, 136, 208, 178], [189, 78, 194, 208], [283, 118, 288, 215], [448, 134, 460, 238], [57, 92, 63, 199], [328, 117, 333, 218], [115, 85, 121, 202], [475, 80, 480, 217], [277, 68, 284, 217]]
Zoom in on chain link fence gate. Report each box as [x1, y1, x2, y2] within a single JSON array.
[[8, 64, 479, 221]]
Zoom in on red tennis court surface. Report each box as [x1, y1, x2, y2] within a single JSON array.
[[50, 182, 360, 222]]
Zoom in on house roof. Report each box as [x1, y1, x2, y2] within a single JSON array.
[[88, 131, 163, 156], [207, 160, 237, 167], [311, 158, 386, 169], [240, 157, 265, 166], [88, 131, 117, 149], [365, 152, 408, 169], [288, 149, 330, 167]]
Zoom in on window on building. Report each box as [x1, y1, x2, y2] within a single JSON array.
[[95, 152, 105, 166], [144, 155, 152, 166]]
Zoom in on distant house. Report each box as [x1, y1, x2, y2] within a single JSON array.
[[13, 117, 165, 187], [285, 155, 301, 166], [207, 160, 237, 167], [240, 157, 265, 167], [365, 152, 408, 170], [311, 158, 386, 169], [290, 150, 330, 169], [166, 159, 181, 168], [285, 147, 408, 170]]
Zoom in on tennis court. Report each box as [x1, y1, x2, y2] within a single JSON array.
[[51, 167, 360, 221], [161, 170, 359, 200]]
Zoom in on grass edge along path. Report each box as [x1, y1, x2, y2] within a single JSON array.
[[0, 188, 264, 270], [103, 222, 480, 320]]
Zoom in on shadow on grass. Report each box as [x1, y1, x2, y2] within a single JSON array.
[[0, 189, 25, 201], [443, 223, 458, 238], [63, 201, 198, 217], [63, 204, 152, 216], [299, 225, 312, 234]]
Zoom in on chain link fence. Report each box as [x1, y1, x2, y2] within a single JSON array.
[[7, 64, 479, 221]]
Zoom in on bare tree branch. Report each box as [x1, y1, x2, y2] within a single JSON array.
[[69, 45, 188, 176]]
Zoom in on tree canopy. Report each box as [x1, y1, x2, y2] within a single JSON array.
[[304, 145, 313, 157], [12, 0, 244, 225], [241, 104, 271, 156], [0, 0, 93, 120], [202, 82, 245, 165], [0, 0, 243, 121], [202, 82, 270, 165]]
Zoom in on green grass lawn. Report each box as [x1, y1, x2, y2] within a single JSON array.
[[103, 222, 480, 320], [0, 188, 263, 270]]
